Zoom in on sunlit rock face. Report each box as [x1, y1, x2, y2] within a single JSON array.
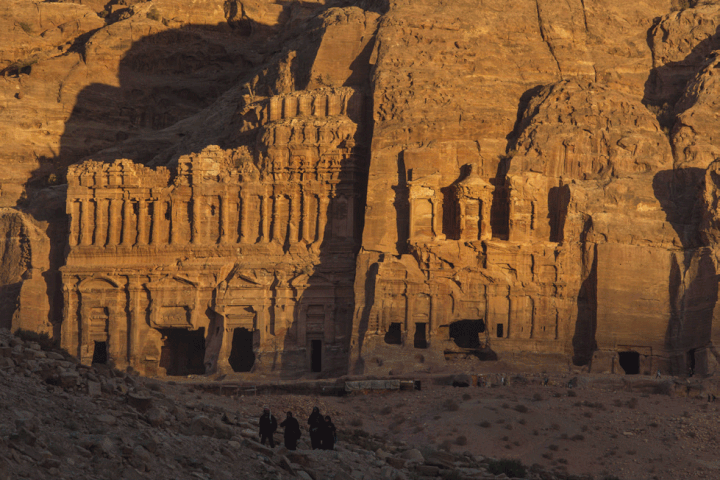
[[5, 0, 720, 378]]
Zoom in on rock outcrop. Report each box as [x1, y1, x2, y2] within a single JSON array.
[[4, 0, 720, 379]]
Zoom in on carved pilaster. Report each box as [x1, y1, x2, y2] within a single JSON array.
[[94, 198, 107, 246], [191, 195, 202, 245], [107, 198, 120, 246], [80, 199, 92, 246], [68, 201, 80, 247], [137, 200, 148, 245], [121, 197, 134, 246], [220, 193, 229, 244], [151, 200, 162, 245]]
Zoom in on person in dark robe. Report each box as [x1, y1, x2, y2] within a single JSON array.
[[320, 415, 336, 450], [280, 411, 301, 450], [259, 407, 277, 447], [307, 406, 323, 449]]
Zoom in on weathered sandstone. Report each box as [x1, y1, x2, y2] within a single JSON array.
[[4, 0, 720, 380]]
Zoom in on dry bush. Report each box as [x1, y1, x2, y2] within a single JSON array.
[[443, 399, 460, 412], [479, 421, 492, 428], [571, 434, 585, 441], [613, 399, 623, 407], [628, 398, 639, 409], [557, 458, 568, 464], [455, 435, 468, 446], [551, 423, 560, 431], [350, 417, 363, 427], [567, 390, 577, 397], [501, 403, 510, 409], [462, 393, 472, 401], [518, 418, 527, 426], [583, 412, 593, 418], [581, 425, 589, 432], [532, 429, 539, 436], [504, 424, 513, 430], [380, 406, 392, 415], [514, 404, 528, 413], [532, 393, 543, 402]]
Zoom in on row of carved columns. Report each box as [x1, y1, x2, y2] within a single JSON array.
[[68, 187, 355, 248]]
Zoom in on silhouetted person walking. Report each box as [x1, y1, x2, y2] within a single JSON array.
[[259, 407, 277, 447], [308, 406, 323, 449], [280, 411, 301, 450], [320, 415, 336, 450]]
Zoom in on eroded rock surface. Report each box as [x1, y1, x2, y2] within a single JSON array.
[[4, 0, 720, 379]]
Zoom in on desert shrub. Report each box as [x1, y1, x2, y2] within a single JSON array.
[[532, 429, 539, 436], [462, 393, 472, 401], [549, 444, 559, 451], [532, 393, 543, 402], [487, 459, 527, 478], [14, 329, 57, 351], [628, 398, 638, 409], [583, 412, 593, 418], [613, 399, 623, 407], [443, 399, 460, 412], [504, 424, 513, 430], [350, 417, 363, 427], [551, 423, 560, 431], [479, 421, 491, 428], [514, 404, 528, 413], [560, 433, 569, 440], [571, 434, 585, 441], [567, 390, 577, 397], [518, 418, 527, 425], [648, 422, 658, 428], [557, 458, 568, 464], [455, 435, 467, 446], [380, 406, 392, 415], [501, 403, 510, 409]]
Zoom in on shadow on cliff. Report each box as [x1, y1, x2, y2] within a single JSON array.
[[19, 0, 386, 376]]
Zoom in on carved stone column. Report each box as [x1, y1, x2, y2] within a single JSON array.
[[191, 195, 202, 245], [121, 197, 134, 246], [128, 276, 142, 369], [137, 200, 148, 245], [68, 201, 80, 247], [170, 200, 180, 245], [220, 193, 230, 244], [94, 198, 107, 246], [271, 194, 281, 243], [239, 192, 248, 243], [107, 198, 120, 246], [151, 200, 163, 246], [315, 195, 330, 247], [301, 190, 311, 243], [260, 195, 270, 243], [289, 191, 300, 244], [80, 199, 92, 246], [60, 279, 79, 356]]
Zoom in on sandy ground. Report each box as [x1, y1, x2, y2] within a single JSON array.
[[191, 373, 720, 480]]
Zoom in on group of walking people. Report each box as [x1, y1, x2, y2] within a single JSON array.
[[258, 406, 337, 451]]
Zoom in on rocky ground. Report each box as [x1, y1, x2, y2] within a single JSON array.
[[1, 328, 717, 480]]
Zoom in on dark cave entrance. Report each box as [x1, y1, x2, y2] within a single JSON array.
[[310, 339, 322, 373], [687, 349, 696, 376], [92, 341, 108, 364], [414, 323, 427, 348], [384, 322, 402, 345], [228, 328, 255, 372], [618, 351, 640, 375], [159, 328, 206, 376], [449, 319, 485, 349]]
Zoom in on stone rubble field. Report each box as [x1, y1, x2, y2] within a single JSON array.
[[1, 328, 718, 480]]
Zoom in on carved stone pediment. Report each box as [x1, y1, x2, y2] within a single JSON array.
[[146, 275, 199, 329]]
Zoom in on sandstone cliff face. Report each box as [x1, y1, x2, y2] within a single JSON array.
[[5, 0, 720, 379]]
